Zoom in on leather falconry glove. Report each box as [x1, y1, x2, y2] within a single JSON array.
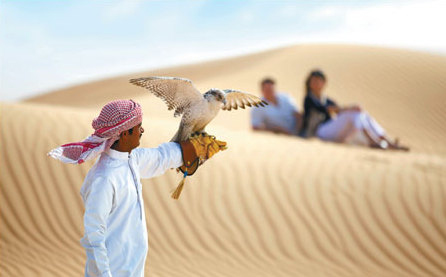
[[172, 134, 227, 199]]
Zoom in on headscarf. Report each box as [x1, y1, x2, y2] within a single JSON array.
[[48, 99, 143, 164]]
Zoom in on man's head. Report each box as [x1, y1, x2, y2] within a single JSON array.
[[92, 99, 144, 153], [260, 78, 276, 100], [48, 99, 144, 164], [111, 122, 144, 152]]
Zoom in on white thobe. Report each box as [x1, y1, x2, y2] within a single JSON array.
[[79, 142, 183, 277]]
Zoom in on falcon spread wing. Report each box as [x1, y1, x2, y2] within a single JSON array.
[[222, 89, 268, 111], [129, 77, 203, 117]]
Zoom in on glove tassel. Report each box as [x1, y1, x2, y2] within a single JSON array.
[[171, 171, 188, 199]]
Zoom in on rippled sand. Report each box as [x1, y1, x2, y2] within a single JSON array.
[[1, 44, 446, 276]]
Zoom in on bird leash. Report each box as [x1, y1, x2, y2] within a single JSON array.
[[171, 158, 200, 199], [171, 170, 189, 199]]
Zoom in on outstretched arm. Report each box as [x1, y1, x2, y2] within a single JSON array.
[[133, 137, 227, 179], [133, 142, 183, 179]]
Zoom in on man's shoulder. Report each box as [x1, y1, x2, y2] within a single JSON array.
[[131, 144, 168, 156], [250, 103, 266, 115], [87, 157, 114, 175], [131, 147, 144, 156], [277, 92, 293, 101], [131, 143, 174, 153], [130, 147, 146, 164], [277, 92, 298, 108], [83, 159, 118, 183]]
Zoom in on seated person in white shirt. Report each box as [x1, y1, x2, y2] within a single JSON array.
[[251, 78, 302, 136]]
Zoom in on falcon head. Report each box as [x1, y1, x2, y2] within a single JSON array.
[[204, 89, 226, 105]]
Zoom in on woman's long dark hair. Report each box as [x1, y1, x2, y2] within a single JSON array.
[[305, 69, 326, 96]]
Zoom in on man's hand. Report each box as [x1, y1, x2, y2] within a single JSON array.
[[172, 134, 227, 199], [178, 133, 227, 176], [190, 134, 227, 162]]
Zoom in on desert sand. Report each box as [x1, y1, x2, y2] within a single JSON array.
[[1, 44, 446, 276]]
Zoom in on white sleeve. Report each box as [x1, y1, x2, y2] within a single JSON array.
[[133, 142, 183, 179], [250, 107, 265, 128], [80, 176, 114, 277]]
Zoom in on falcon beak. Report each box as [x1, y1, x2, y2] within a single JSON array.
[[222, 99, 227, 105]]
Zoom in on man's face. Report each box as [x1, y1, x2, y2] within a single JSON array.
[[122, 122, 144, 150], [261, 83, 275, 99]]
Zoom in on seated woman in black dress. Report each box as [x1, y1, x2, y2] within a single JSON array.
[[301, 69, 409, 151]]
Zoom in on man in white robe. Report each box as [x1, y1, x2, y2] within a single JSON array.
[[48, 99, 225, 276]]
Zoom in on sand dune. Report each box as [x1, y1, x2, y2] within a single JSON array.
[[2, 44, 446, 276], [25, 44, 446, 155]]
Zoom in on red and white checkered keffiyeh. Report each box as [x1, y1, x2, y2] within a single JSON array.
[[48, 99, 143, 164]]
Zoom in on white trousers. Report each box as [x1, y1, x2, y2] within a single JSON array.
[[316, 111, 386, 145]]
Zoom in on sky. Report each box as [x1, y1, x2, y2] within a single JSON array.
[[1, 0, 445, 101]]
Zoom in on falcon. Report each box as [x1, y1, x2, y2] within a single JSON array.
[[129, 76, 268, 142]]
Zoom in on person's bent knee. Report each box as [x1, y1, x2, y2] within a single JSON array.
[[339, 110, 361, 122]]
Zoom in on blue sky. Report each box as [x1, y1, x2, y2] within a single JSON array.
[[1, 0, 445, 101]]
